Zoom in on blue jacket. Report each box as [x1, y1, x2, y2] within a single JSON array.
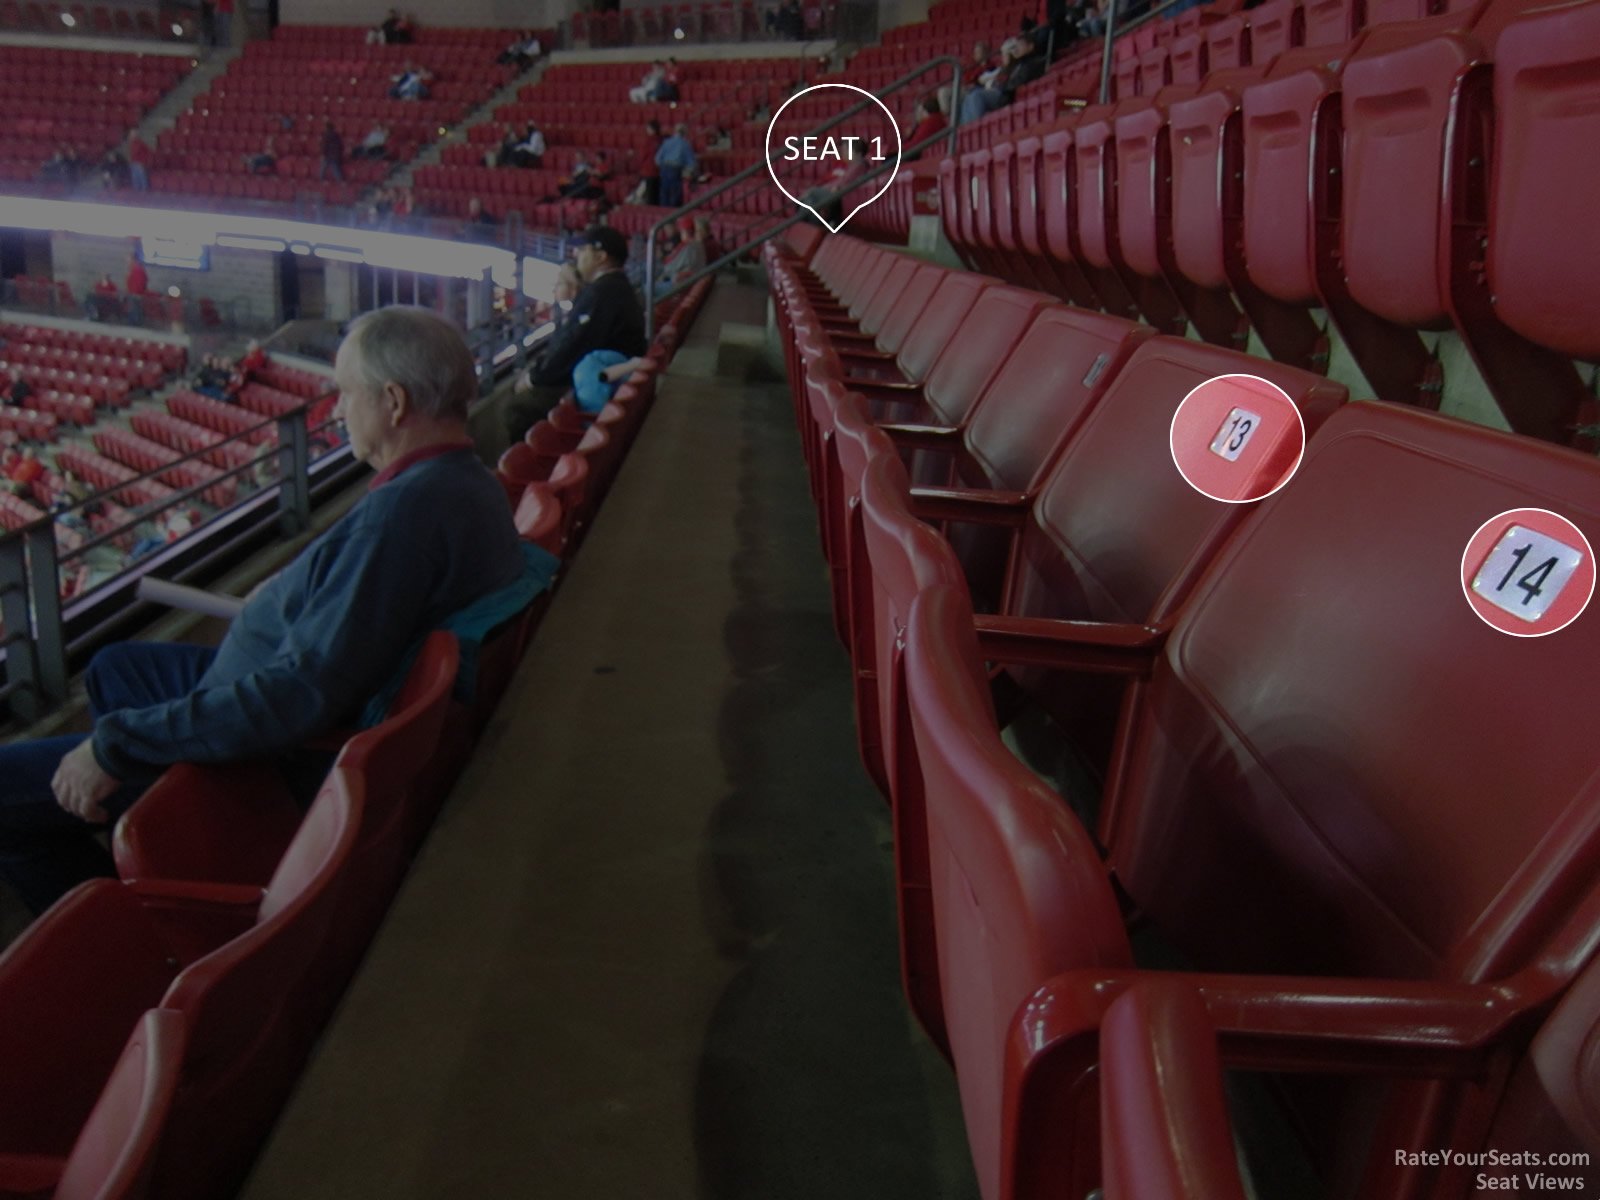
[[655, 134, 697, 174], [93, 448, 525, 781]]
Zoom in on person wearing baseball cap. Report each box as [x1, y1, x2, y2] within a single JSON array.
[[508, 225, 646, 441], [656, 215, 707, 297]]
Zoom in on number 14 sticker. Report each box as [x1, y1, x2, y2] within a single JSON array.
[[1461, 509, 1595, 636]]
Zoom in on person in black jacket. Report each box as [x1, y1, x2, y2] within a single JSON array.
[[506, 226, 646, 441]]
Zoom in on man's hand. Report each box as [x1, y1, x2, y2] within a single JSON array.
[[52, 738, 121, 824]]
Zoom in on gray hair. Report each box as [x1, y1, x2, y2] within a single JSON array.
[[344, 306, 475, 421]]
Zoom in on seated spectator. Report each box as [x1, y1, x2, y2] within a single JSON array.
[[497, 33, 543, 68], [392, 185, 417, 221], [508, 123, 545, 169], [85, 274, 120, 321], [464, 197, 498, 242], [964, 40, 997, 87], [389, 63, 432, 101], [3, 368, 32, 407], [4, 446, 43, 497], [905, 94, 947, 157], [353, 123, 390, 160], [245, 136, 278, 174], [959, 38, 1044, 125], [655, 58, 681, 102], [0, 306, 534, 918], [367, 187, 395, 225], [320, 119, 345, 182], [543, 262, 583, 321], [507, 226, 646, 440], [1078, 0, 1109, 38], [800, 149, 865, 228], [100, 149, 130, 190], [238, 339, 269, 378], [393, 11, 415, 41], [656, 215, 707, 295], [630, 61, 666, 104], [561, 156, 606, 201], [190, 355, 229, 399], [40, 144, 80, 185]]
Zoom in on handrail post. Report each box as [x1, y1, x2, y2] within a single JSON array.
[[948, 59, 963, 157], [0, 532, 39, 722], [645, 225, 659, 341], [24, 523, 66, 716], [276, 410, 311, 536], [1098, 0, 1121, 105]]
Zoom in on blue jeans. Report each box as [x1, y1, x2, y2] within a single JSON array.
[[0, 642, 215, 914], [659, 166, 683, 209], [960, 86, 1006, 125], [129, 161, 148, 191]]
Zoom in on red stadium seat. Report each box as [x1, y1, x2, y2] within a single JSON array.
[[50, 1010, 185, 1200], [901, 400, 1600, 1200], [1444, 0, 1600, 443]]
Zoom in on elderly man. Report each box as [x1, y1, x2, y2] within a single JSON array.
[[0, 307, 530, 917], [505, 226, 646, 442], [654, 123, 697, 209]]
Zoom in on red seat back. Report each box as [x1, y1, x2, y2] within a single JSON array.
[[904, 582, 1131, 1200], [959, 307, 1153, 496], [1112, 403, 1600, 988], [1487, 0, 1600, 359], [154, 768, 362, 1198], [0, 885, 178, 1170], [871, 262, 948, 358], [1339, 31, 1478, 326], [54, 1009, 185, 1200], [894, 271, 993, 384], [918, 285, 1052, 430], [1006, 339, 1344, 762]]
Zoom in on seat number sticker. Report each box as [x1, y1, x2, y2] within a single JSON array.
[[1471, 525, 1584, 622], [1208, 407, 1261, 462]]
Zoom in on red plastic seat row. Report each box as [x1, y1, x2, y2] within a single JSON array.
[[166, 391, 277, 446], [929, 0, 1598, 446], [773, 229, 1600, 1200], [889, 395, 1600, 1198]]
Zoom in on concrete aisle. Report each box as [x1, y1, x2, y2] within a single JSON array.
[[241, 281, 980, 1200]]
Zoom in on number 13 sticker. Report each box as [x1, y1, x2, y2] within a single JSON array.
[[1461, 508, 1595, 636]]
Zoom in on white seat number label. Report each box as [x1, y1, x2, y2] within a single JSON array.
[[1208, 407, 1261, 462], [1471, 525, 1584, 622]]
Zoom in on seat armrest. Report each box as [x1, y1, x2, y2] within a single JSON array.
[[1006, 967, 1542, 1200], [1017, 967, 1536, 1085], [1100, 982, 1251, 1200], [973, 614, 1167, 676], [908, 486, 1031, 526], [836, 346, 898, 365], [126, 878, 262, 966], [878, 422, 960, 451]]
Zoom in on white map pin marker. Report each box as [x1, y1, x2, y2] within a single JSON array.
[[765, 83, 903, 234]]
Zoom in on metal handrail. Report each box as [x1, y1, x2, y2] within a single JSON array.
[[1096, 0, 1204, 102], [645, 116, 959, 312], [643, 54, 965, 336]]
